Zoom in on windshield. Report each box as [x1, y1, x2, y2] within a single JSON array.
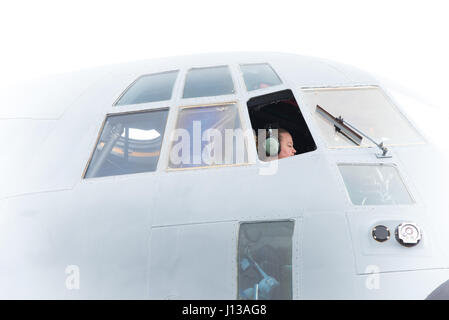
[[302, 86, 425, 148], [338, 163, 414, 205]]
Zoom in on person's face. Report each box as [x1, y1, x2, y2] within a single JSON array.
[[278, 132, 296, 159]]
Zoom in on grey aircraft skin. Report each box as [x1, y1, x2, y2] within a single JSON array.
[[1, 52, 449, 299]]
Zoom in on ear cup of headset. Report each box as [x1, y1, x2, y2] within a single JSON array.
[[264, 135, 280, 157]]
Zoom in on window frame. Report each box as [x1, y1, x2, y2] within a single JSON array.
[[300, 85, 426, 150], [236, 219, 296, 300], [113, 70, 179, 107], [181, 65, 237, 100], [239, 63, 283, 92], [166, 101, 254, 172], [82, 107, 170, 179], [246, 89, 318, 162], [337, 162, 416, 207]]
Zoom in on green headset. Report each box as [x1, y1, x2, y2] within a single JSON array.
[[263, 124, 281, 157]]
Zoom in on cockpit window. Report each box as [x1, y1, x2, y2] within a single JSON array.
[[240, 63, 282, 91], [238, 221, 294, 300], [338, 163, 414, 205], [247, 89, 317, 161], [115, 71, 178, 106], [302, 86, 425, 148], [182, 66, 235, 98], [168, 103, 248, 169], [84, 109, 168, 178]]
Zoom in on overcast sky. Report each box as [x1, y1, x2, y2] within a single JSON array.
[[1, 0, 448, 151], [0, 1, 446, 94]]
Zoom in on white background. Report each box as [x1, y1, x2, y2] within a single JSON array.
[[1, 0, 448, 152]]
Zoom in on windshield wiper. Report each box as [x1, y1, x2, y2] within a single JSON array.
[[316, 105, 391, 158]]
